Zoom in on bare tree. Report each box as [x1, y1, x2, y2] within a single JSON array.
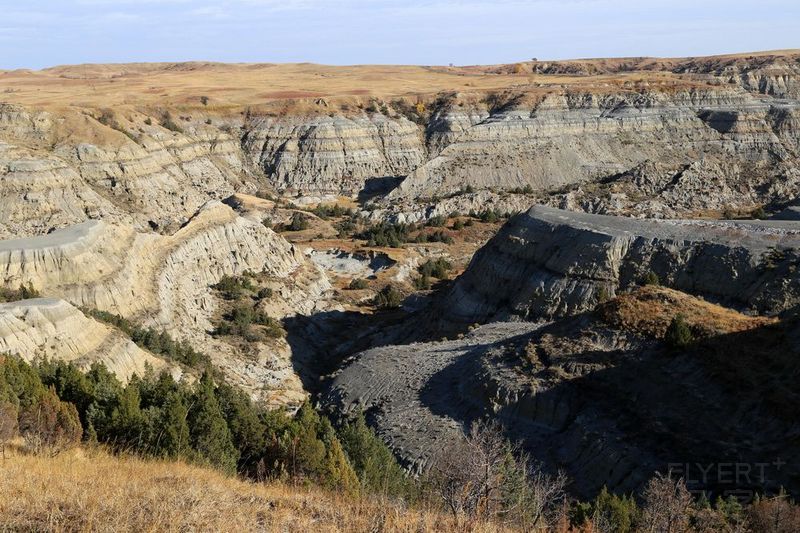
[[747, 492, 800, 533], [430, 420, 567, 530], [641, 471, 692, 533]]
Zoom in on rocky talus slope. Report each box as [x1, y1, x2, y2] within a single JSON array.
[[442, 205, 800, 324], [0, 298, 177, 381], [327, 286, 799, 498], [0, 201, 332, 403]]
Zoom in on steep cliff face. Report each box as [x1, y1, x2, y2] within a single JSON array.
[[0, 104, 253, 237], [242, 114, 425, 195], [391, 89, 800, 203], [3, 55, 800, 230], [0, 298, 177, 381], [443, 205, 800, 324]]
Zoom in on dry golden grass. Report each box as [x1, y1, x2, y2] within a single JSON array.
[[0, 444, 512, 532], [598, 285, 776, 339], [3, 49, 796, 110]]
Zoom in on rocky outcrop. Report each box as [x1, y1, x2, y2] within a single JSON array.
[[391, 89, 800, 203], [327, 287, 800, 498], [0, 298, 176, 381], [4, 58, 800, 229], [242, 114, 425, 195], [326, 322, 538, 472], [443, 205, 800, 324], [528, 52, 800, 99], [0, 104, 254, 237], [0, 201, 333, 403]]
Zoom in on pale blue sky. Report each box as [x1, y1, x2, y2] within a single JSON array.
[[1, 0, 798, 69]]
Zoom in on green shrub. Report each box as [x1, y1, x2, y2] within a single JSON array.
[[418, 258, 452, 280], [214, 304, 285, 340], [413, 275, 432, 290], [257, 287, 273, 299], [509, 184, 535, 194], [336, 218, 357, 238], [213, 275, 256, 300], [571, 486, 640, 533], [597, 286, 611, 304], [312, 204, 352, 219], [349, 278, 369, 290], [0, 282, 40, 302], [642, 271, 661, 286], [665, 314, 694, 349], [338, 412, 412, 498], [470, 208, 503, 223], [160, 112, 183, 133], [415, 230, 454, 244], [426, 215, 447, 227], [287, 213, 310, 231], [373, 285, 403, 309], [358, 222, 412, 248], [86, 309, 210, 369]]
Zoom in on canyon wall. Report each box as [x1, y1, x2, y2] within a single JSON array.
[[2, 54, 800, 236]]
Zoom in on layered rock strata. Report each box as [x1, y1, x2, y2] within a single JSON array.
[[0, 298, 176, 381], [0, 201, 332, 403], [443, 205, 800, 324]]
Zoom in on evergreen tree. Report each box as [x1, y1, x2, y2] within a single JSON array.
[[318, 416, 359, 495], [284, 402, 326, 480], [215, 382, 267, 474], [338, 412, 410, 498], [109, 381, 147, 451], [152, 390, 190, 459], [665, 314, 694, 349], [188, 371, 239, 474]]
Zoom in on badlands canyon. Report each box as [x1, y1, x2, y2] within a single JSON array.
[[3, 50, 800, 519]]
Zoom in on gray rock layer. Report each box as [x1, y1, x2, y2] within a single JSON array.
[[444, 205, 800, 323]]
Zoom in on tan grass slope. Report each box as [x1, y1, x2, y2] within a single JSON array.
[[0, 445, 509, 533], [1, 50, 797, 109]]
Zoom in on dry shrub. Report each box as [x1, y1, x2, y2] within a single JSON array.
[[747, 494, 800, 533], [430, 421, 567, 530], [640, 472, 692, 533], [18, 388, 82, 455]]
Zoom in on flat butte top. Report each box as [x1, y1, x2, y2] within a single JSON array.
[[0, 49, 797, 109]]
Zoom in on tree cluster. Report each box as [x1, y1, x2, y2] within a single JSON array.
[[86, 309, 210, 369], [0, 356, 411, 500]]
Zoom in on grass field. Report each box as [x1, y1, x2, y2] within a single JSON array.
[[1, 49, 796, 109], [0, 443, 511, 532]]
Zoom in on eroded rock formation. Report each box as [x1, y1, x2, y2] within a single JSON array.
[[0, 201, 332, 404], [327, 287, 800, 498], [0, 297, 178, 381], [443, 205, 800, 324]]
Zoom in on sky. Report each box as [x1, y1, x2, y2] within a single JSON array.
[[0, 0, 798, 69]]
